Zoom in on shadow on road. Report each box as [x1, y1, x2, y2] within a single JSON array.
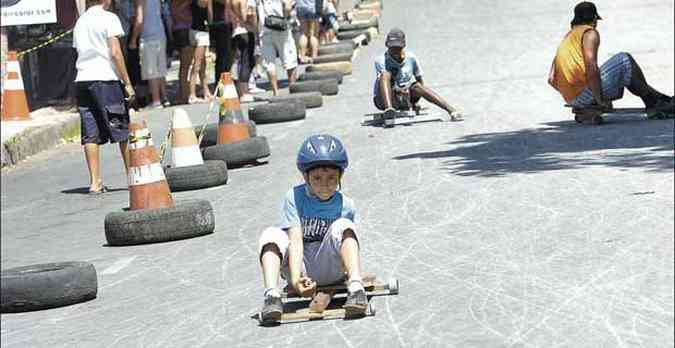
[[393, 116, 674, 177], [61, 187, 128, 195]]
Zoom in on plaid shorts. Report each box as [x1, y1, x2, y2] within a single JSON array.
[[571, 52, 633, 107]]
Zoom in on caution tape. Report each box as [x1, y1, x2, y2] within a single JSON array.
[[17, 29, 74, 59]]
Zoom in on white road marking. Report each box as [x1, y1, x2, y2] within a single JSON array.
[[100, 256, 137, 275]]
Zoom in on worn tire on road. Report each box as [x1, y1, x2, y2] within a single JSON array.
[[318, 44, 354, 56], [264, 92, 323, 109], [290, 79, 339, 96], [339, 17, 378, 31], [104, 199, 215, 246], [306, 61, 353, 75], [1, 262, 98, 313], [202, 136, 271, 167], [164, 160, 228, 192], [298, 70, 344, 84], [249, 101, 306, 124], [337, 30, 369, 41], [195, 121, 257, 148], [312, 52, 353, 64]]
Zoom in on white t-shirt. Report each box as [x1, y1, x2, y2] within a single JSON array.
[[73, 5, 124, 82]]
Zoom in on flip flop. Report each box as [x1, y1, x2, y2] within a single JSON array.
[[88, 185, 109, 195]]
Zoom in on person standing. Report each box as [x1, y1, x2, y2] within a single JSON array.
[[225, 0, 258, 102], [295, 0, 319, 63], [130, 0, 170, 108], [171, 0, 194, 104], [211, 0, 235, 84], [73, 0, 134, 194], [188, 0, 213, 103], [257, 0, 297, 96]]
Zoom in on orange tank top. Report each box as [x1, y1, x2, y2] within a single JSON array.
[[553, 25, 595, 103]]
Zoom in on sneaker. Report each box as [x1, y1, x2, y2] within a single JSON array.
[[260, 294, 283, 323], [240, 94, 255, 103], [249, 86, 266, 94], [344, 289, 368, 316], [149, 102, 164, 109]]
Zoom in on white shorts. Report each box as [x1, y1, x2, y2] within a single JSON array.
[[261, 29, 298, 73], [139, 38, 167, 80], [258, 218, 358, 286], [190, 30, 210, 47]]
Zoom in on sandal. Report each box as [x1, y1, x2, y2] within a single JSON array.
[[89, 185, 109, 195]]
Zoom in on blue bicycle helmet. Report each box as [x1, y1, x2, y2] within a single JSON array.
[[297, 134, 349, 173]]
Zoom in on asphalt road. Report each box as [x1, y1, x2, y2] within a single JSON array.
[[1, 0, 673, 347]]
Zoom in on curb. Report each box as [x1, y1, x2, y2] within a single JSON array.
[[1, 114, 80, 168]]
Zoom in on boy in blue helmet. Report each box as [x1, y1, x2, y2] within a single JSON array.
[[257, 134, 367, 323]]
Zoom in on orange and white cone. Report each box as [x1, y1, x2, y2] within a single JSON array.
[[127, 121, 174, 210], [2, 51, 31, 121], [170, 108, 204, 168], [216, 73, 250, 145]]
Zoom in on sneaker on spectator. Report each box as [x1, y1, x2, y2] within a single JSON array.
[[240, 94, 255, 103], [249, 86, 266, 94], [149, 101, 164, 109]]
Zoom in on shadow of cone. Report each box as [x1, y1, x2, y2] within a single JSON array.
[[2, 51, 31, 121], [170, 108, 204, 168], [127, 121, 174, 210], [216, 73, 250, 144]]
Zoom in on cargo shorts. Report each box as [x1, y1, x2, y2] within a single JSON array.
[[76, 80, 130, 145]]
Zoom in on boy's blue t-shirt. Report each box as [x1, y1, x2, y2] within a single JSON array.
[[373, 51, 423, 98], [280, 184, 356, 243]]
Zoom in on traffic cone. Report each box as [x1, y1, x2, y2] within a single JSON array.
[[127, 121, 174, 210], [216, 73, 250, 144], [170, 108, 204, 168], [2, 51, 31, 121]]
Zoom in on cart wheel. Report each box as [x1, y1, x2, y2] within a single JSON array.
[[574, 114, 582, 123], [257, 312, 264, 325], [593, 115, 604, 125], [368, 303, 376, 316], [387, 278, 400, 295]]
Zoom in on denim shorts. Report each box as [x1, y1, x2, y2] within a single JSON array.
[[297, 4, 320, 20], [77, 81, 129, 145], [570, 52, 634, 107]]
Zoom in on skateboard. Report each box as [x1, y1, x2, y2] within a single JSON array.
[[361, 107, 444, 127], [566, 104, 674, 124], [255, 274, 399, 325]]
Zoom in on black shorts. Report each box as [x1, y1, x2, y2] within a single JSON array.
[[76, 81, 129, 145], [172, 28, 191, 49], [373, 82, 422, 111]]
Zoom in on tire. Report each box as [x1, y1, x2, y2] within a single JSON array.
[[306, 62, 353, 75], [318, 44, 354, 56], [249, 101, 306, 124], [266, 92, 323, 109], [337, 30, 368, 41], [1, 262, 97, 313], [202, 136, 271, 167], [105, 199, 215, 246], [290, 79, 339, 96], [195, 121, 257, 148], [321, 41, 357, 50], [339, 17, 378, 31], [298, 70, 344, 84], [312, 52, 353, 65], [164, 160, 228, 192]]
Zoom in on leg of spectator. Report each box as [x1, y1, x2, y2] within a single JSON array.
[[309, 20, 320, 59], [189, 46, 204, 101], [118, 141, 129, 175], [179, 46, 194, 103], [84, 143, 102, 191], [298, 21, 310, 62], [287, 67, 296, 85], [199, 47, 212, 100], [149, 79, 161, 106]]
